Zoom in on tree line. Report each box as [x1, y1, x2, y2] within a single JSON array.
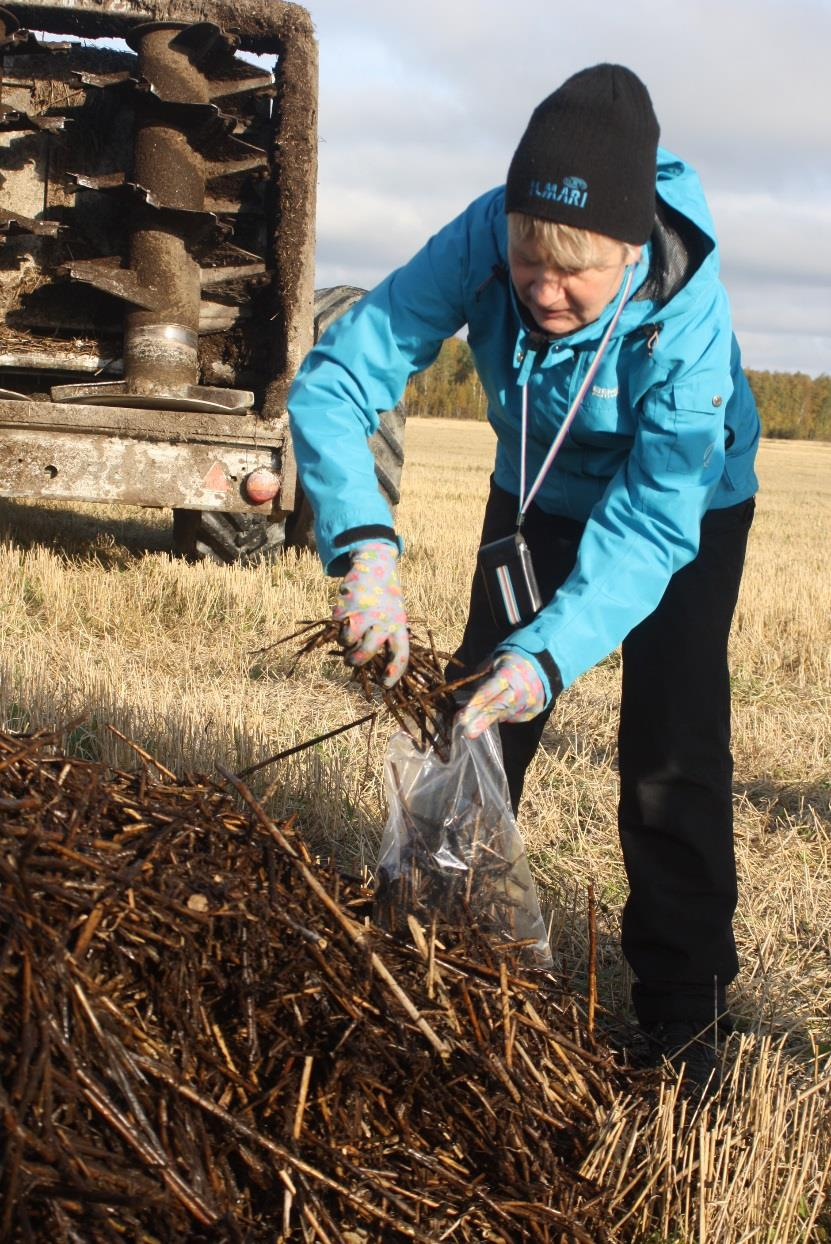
[[404, 338, 831, 441]]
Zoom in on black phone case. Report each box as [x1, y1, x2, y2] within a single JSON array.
[[477, 533, 542, 628]]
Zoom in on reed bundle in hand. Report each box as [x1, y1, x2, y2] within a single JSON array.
[[275, 619, 486, 759]]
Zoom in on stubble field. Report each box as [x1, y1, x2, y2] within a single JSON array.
[[1, 421, 830, 1240]]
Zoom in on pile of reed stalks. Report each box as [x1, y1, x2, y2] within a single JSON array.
[[1, 726, 828, 1243]]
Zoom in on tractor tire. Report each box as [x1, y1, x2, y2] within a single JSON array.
[[172, 285, 406, 563], [284, 285, 406, 551], [171, 508, 286, 565]]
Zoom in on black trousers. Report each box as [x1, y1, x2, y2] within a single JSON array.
[[451, 479, 755, 1027]]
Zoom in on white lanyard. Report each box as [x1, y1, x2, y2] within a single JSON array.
[[518, 264, 635, 525]]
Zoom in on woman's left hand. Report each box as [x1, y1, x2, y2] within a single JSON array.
[[457, 652, 546, 739]]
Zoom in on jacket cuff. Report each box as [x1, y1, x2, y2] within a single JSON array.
[[495, 642, 564, 707], [325, 525, 403, 576], [315, 497, 402, 574]]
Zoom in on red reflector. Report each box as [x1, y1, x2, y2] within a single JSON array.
[[244, 467, 280, 504], [202, 461, 228, 491]]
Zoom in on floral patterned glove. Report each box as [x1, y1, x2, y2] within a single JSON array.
[[457, 652, 546, 740], [332, 541, 409, 687]]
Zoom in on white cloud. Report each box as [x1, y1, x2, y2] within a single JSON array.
[[306, 0, 831, 374], [736, 330, 830, 375], [712, 193, 831, 286]]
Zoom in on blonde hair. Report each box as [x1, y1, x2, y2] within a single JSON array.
[[507, 211, 640, 271]]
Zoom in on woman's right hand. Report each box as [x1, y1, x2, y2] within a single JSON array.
[[333, 541, 410, 687]]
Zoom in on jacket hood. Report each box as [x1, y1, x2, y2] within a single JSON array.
[[638, 147, 719, 313], [654, 147, 718, 253]]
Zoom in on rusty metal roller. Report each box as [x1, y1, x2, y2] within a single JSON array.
[[0, 210, 61, 237], [51, 19, 269, 414], [0, 8, 37, 53], [148, 21, 275, 102], [0, 7, 67, 54], [0, 101, 65, 133]]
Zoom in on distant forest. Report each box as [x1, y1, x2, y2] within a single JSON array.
[[405, 338, 831, 441]]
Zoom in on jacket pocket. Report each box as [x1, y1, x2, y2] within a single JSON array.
[[662, 378, 731, 476], [721, 440, 759, 492]]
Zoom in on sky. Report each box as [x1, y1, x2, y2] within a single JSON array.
[[303, 0, 831, 377]]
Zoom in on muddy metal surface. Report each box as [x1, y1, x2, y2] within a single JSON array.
[[0, 0, 317, 513], [0, 398, 279, 508]]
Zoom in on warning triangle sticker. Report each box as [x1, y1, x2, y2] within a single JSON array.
[[202, 462, 229, 492]]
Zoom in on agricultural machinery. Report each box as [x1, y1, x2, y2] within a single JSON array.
[[0, 0, 404, 561]]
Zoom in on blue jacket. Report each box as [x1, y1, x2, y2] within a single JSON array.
[[288, 148, 760, 696]]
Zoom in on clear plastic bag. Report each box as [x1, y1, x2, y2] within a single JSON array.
[[374, 721, 552, 970]]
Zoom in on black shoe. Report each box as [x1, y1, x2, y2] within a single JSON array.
[[644, 1019, 722, 1097]]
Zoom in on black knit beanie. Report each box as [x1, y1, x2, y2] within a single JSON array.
[[505, 64, 659, 245]]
